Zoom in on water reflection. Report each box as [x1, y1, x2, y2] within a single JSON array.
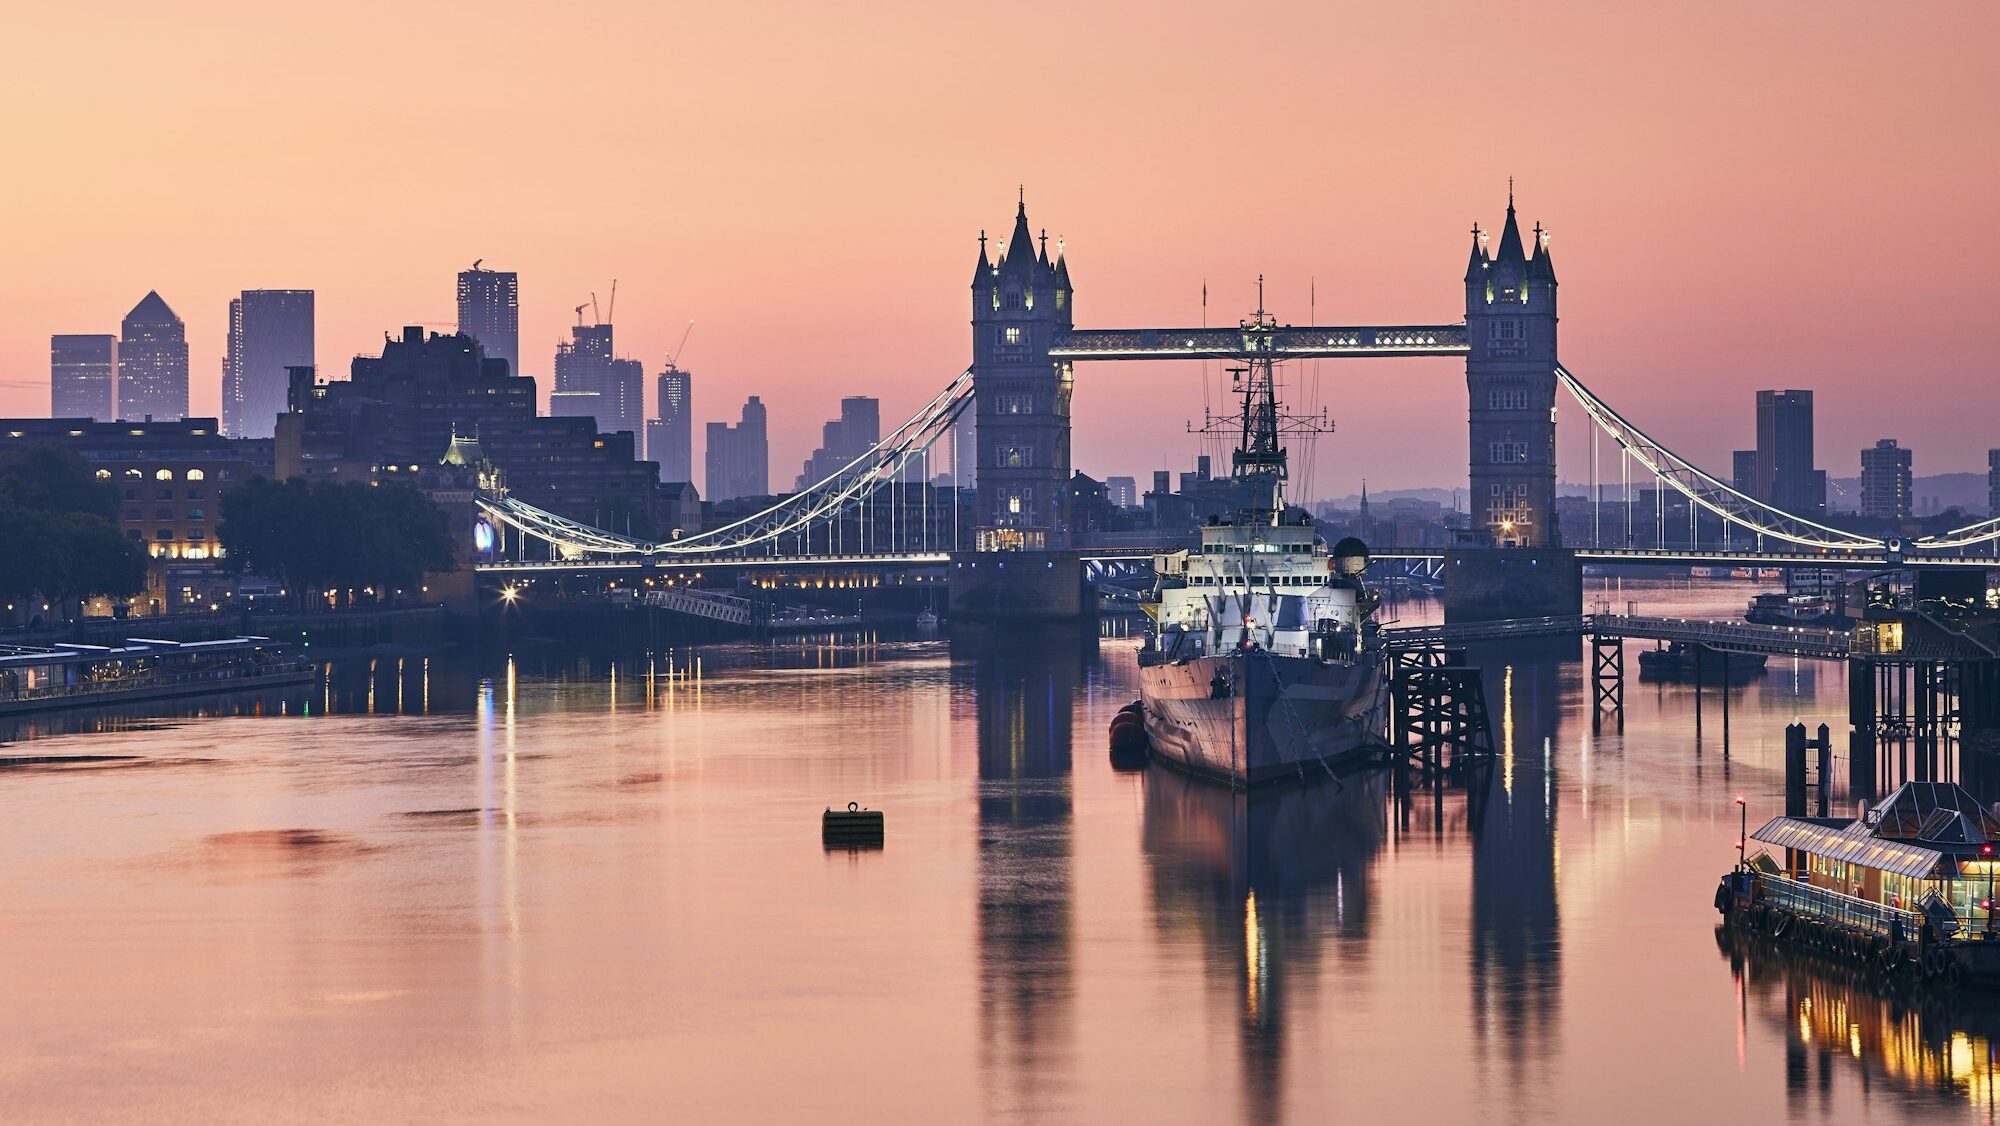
[[966, 630, 1083, 1120], [1465, 647, 1564, 1101], [1720, 928, 2000, 1116], [1143, 768, 1385, 1123]]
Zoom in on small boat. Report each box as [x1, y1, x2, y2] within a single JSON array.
[[1717, 782, 2000, 987], [1745, 591, 1843, 628], [914, 609, 940, 629], [1635, 641, 1766, 680]]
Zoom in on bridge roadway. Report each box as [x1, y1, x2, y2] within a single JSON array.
[[1381, 613, 1853, 660]]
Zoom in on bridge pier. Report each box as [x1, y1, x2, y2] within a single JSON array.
[[1440, 547, 1582, 623], [947, 551, 1092, 622]]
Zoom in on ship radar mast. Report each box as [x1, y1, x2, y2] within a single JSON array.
[[1191, 277, 1334, 525]]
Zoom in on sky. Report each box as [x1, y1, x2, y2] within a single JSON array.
[[2, 1, 1995, 500]]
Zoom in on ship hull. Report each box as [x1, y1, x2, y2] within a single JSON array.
[[1139, 653, 1387, 787]]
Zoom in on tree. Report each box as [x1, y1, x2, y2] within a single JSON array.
[[220, 478, 458, 608], [0, 444, 146, 617]]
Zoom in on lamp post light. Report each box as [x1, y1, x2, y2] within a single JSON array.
[[1735, 796, 1747, 876]]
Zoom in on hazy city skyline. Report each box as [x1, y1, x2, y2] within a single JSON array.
[[3, 3, 1996, 492]]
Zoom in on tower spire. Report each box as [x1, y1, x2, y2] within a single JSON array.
[[1495, 183, 1526, 262]]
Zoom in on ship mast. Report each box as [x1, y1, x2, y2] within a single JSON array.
[[1194, 277, 1333, 526]]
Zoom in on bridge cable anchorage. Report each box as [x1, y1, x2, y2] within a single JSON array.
[[1555, 365, 2000, 557], [479, 370, 974, 560]]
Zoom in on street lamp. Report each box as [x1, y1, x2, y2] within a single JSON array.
[[1735, 796, 1747, 876]]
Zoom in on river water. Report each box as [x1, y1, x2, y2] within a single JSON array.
[[1, 578, 1992, 1124]]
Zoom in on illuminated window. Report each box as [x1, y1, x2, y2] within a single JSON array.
[[124, 468, 142, 479], [94, 469, 111, 480], [155, 469, 173, 481], [1008, 495, 1022, 514], [1024, 288, 1035, 310], [1002, 327, 1022, 345], [186, 469, 205, 481], [1056, 289, 1067, 310]]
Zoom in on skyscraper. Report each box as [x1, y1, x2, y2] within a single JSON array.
[[50, 334, 115, 420], [1731, 450, 1757, 495], [552, 323, 644, 438], [705, 395, 769, 502], [1754, 390, 1820, 515], [1860, 438, 1913, 520], [1989, 449, 1999, 518], [456, 264, 520, 377], [116, 291, 188, 422], [645, 365, 693, 483], [796, 396, 881, 488], [222, 289, 314, 439]]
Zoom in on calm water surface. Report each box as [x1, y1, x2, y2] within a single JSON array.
[[2, 579, 1992, 1124]]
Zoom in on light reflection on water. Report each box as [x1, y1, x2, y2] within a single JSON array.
[[0, 579, 1986, 1123]]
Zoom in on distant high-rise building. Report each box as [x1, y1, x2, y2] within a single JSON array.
[[706, 395, 769, 502], [1731, 450, 1757, 496], [50, 334, 115, 420], [1860, 439, 1913, 520], [1106, 476, 1137, 508], [116, 291, 188, 422], [456, 264, 519, 377], [1754, 390, 1820, 516], [796, 396, 880, 488], [645, 365, 693, 482], [552, 323, 644, 439], [222, 289, 314, 439], [1989, 450, 2000, 517]]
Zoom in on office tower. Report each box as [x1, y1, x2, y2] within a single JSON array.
[[222, 289, 314, 439], [1860, 439, 1913, 520], [645, 365, 693, 482], [705, 395, 769, 502], [552, 323, 644, 438], [116, 291, 189, 422], [456, 263, 520, 377], [1106, 476, 1137, 508], [1754, 390, 1820, 515], [796, 396, 881, 488], [1731, 450, 1757, 495], [50, 334, 115, 420], [1989, 450, 1999, 517]]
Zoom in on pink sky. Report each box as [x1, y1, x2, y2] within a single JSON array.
[[2, 1, 1994, 498]]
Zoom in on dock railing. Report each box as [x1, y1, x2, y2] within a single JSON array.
[[1753, 871, 1924, 937]]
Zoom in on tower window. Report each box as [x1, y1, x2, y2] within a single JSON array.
[[1004, 289, 1024, 311], [1024, 288, 1035, 310], [1056, 289, 1067, 310], [1001, 327, 1022, 345]]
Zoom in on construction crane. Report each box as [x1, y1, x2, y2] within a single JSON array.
[[573, 302, 589, 327], [606, 279, 618, 325], [666, 320, 695, 369], [471, 258, 483, 271], [589, 293, 600, 325]]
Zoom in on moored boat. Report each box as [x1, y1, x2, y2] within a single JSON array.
[[1135, 299, 1387, 787], [1717, 782, 2000, 987]]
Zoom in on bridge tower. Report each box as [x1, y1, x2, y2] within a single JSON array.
[[1463, 188, 1559, 547], [970, 195, 1074, 550]]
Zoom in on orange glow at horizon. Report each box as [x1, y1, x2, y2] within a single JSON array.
[[2, 1, 1996, 496]]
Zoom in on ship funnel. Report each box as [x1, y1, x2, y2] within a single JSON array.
[[1332, 536, 1371, 577]]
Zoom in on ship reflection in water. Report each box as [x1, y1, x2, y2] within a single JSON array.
[[1143, 767, 1384, 1122], [1721, 927, 2000, 1114]]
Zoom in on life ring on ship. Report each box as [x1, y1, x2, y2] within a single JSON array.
[[1944, 963, 1965, 989]]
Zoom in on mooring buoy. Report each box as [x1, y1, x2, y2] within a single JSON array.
[[823, 801, 884, 847]]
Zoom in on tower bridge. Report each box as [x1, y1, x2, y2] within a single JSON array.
[[472, 189, 2000, 615]]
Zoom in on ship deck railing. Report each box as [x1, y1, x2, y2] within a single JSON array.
[[1752, 870, 1926, 937]]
